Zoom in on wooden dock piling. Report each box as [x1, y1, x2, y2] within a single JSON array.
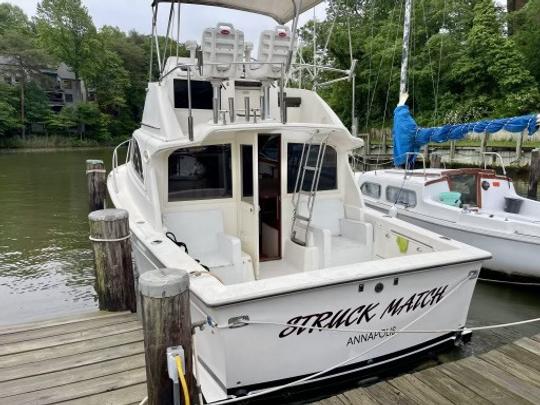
[[139, 268, 196, 405], [86, 159, 106, 212], [89, 209, 136, 312], [528, 148, 540, 199]]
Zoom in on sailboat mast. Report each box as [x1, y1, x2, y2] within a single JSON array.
[[399, 0, 412, 95]]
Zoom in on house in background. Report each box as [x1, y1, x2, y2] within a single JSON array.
[[1, 58, 91, 112]]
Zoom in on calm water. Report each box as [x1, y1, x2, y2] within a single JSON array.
[[0, 148, 113, 324], [0, 149, 538, 356]]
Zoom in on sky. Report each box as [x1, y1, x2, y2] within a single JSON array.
[[12, 0, 327, 46]]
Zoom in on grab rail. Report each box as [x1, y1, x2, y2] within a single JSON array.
[[112, 138, 132, 193], [481, 152, 507, 176], [404, 152, 427, 179]]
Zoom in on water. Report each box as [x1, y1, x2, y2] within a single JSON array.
[[0, 149, 539, 356], [0, 148, 113, 325]]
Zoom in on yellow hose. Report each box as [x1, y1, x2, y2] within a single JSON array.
[[175, 355, 191, 405]]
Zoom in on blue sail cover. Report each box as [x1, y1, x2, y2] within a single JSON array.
[[392, 105, 538, 165]]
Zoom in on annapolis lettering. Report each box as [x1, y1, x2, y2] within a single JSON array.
[[278, 284, 449, 339], [346, 326, 397, 346]]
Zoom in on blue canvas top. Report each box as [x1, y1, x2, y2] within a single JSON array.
[[392, 105, 538, 165]]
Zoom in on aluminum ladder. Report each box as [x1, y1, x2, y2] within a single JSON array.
[[290, 133, 329, 246]]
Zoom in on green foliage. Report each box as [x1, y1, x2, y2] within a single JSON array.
[[511, 0, 540, 85], [36, 0, 96, 80], [299, 0, 540, 130], [0, 82, 20, 136]]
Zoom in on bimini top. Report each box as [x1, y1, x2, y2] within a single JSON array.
[[151, 0, 323, 24]]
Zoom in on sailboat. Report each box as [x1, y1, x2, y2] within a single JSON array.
[[357, 0, 540, 279], [108, 0, 489, 402]]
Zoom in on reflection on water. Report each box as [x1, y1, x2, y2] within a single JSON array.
[[0, 148, 113, 324], [0, 149, 539, 355]]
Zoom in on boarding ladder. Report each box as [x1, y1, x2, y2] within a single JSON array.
[[290, 133, 329, 246]]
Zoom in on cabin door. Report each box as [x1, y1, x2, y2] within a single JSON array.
[[258, 134, 281, 261], [238, 143, 260, 276]]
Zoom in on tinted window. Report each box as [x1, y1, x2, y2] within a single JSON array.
[[287, 143, 337, 193], [241, 145, 253, 202], [361, 182, 381, 199], [386, 186, 417, 207], [174, 79, 215, 109], [168, 145, 232, 201], [449, 174, 477, 206], [131, 140, 144, 182]]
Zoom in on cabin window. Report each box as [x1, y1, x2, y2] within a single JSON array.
[[131, 139, 144, 182], [287, 144, 337, 193], [168, 144, 232, 201], [361, 182, 381, 199], [449, 174, 478, 206], [386, 186, 417, 207], [174, 79, 215, 109]]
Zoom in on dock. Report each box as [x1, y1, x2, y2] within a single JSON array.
[[316, 335, 540, 405], [0, 311, 146, 405], [1, 309, 539, 404]]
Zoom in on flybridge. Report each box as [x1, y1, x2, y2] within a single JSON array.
[[146, 0, 358, 140]]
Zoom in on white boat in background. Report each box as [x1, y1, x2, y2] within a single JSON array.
[[357, 164, 540, 279], [108, 0, 489, 402]]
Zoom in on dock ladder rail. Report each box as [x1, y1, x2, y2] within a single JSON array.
[[290, 132, 329, 246]]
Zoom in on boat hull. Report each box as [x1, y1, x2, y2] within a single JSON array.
[[130, 233, 479, 401], [366, 202, 540, 279]]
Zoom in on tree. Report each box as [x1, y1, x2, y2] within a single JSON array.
[[449, 0, 539, 118], [0, 4, 50, 138], [0, 82, 20, 136], [36, 0, 97, 97], [511, 0, 540, 85]]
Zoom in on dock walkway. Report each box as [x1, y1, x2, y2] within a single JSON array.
[[1, 310, 539, 404], [0, 311, 146, 405], [316, 335, 540, 405]]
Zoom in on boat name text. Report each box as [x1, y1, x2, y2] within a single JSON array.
[[278, 284, 448, 338]]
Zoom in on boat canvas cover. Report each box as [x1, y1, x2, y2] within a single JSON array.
[[151, 0, 323, 24], [392, 105, 538, 165]]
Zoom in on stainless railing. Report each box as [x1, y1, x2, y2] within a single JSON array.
[[112, 138, 132, 193], [159, 61, 288, 134], [481, 151, 507, 176], [404, 152, 427, 179]]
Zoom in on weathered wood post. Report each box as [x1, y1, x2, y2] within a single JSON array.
[[430, 152, 441, 168], [89, 209, 136, 312], [480, 133, 487, 155], [86, 159, 106, 212], [528, 148, 540, 199], [516, 131, 524, 161], [449, 140, 456, 163], [140, 268, 196, 405], [366, 130, 372, 156], [381, 128, 388, 155]]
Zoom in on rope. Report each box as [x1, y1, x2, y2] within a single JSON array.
[[89, 233, 131, 243], [85, 169, 106, 174], [218, 316, 540, 335], [478, 278, 540, 287], [366, 0, 402, 129]]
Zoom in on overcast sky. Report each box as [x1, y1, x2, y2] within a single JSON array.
[[12, 0, 327, 45]]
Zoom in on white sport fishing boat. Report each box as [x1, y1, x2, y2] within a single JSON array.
[[358, 164, 540, 279], [108, 0, 489, 402]]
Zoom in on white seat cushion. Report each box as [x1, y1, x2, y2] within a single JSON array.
[[163, 209, 244, 273], [305, 199, 373, 268]]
